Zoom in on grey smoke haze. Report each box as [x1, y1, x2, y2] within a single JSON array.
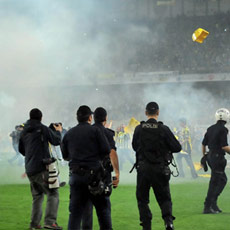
[[143, 83, 220, 125], [0, 0, 156, 87], [0, 0, 159, 129]]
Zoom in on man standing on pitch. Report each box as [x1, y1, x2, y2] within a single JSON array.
[[132, 102, 181, 230], [202, 108, 230, 214], [19, 108, 63, 230]]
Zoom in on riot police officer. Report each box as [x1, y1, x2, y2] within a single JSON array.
[[202, 108, 230, 214], [61, 105, 112, 230], [132, 102, 181, 230]]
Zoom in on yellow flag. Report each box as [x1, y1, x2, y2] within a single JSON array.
[[124, 117, 140, 135]]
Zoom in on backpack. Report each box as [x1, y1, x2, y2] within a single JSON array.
[[140, 121, 164, 164]]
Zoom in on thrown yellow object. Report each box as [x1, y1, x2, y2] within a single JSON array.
[[192, 28, 209, 43]]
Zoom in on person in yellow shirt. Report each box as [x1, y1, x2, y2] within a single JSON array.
[[176, 118, 198, 178]]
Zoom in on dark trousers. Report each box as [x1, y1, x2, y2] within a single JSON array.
[[205, 153, 227, 207], [176, 153, 197, 178], [81, 201, 93, 230], [81, 171, 113, 230], [136, 161, 173, 230], [28, 171, 59, 227], [68, 173, 112, 230]]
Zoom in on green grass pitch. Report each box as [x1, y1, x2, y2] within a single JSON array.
[[1, 179, 230, 230]]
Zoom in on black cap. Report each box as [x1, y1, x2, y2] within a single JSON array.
[[30, 108, 42, 121], [146, 102, 159, 113], [94, 107, 107, 123], [77, 105, 93, 122]]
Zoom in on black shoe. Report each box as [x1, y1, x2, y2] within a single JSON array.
[[165, 223, 174, 230], [211, 204, 222, 213], [203, 207, 219, 214], [44, 223, 62, 230], [59, 181, 66, 187]]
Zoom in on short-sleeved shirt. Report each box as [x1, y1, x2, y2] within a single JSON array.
[[202, 120, 228, 155], [93, 123, 116, 151]]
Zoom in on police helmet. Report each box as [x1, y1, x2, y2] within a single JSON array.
[[215, 108, 230, 122]]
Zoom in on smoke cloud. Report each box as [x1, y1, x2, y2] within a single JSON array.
[[0, 0, 229, 184]]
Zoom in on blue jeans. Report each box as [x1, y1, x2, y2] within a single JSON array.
[[68, 173, 112, 230]]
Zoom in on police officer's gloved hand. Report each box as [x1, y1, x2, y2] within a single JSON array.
[[200, 155, 208, 172]]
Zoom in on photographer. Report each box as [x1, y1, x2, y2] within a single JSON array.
[[19, 108, 63, 230], [61, 105, 112, 230]]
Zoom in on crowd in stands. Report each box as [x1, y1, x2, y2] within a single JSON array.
[[125, 12, 230, 74]]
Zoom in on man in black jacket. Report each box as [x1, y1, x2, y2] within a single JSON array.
[[19, 108, 63, 230], [132, 102, 181, 230], [61, 105, 112, 230]]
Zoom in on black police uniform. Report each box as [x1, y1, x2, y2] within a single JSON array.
[[132, 118, 181, 230], [80, 123, 117, 230], [202, 120, 228, 212], [61, 121, 112, 230], [94, 123, 117, 193]]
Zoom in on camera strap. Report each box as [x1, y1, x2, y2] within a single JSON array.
[[170, 155, 179, 177]]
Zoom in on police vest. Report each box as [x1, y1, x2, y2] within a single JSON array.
[[140, 121, 165, 164]]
